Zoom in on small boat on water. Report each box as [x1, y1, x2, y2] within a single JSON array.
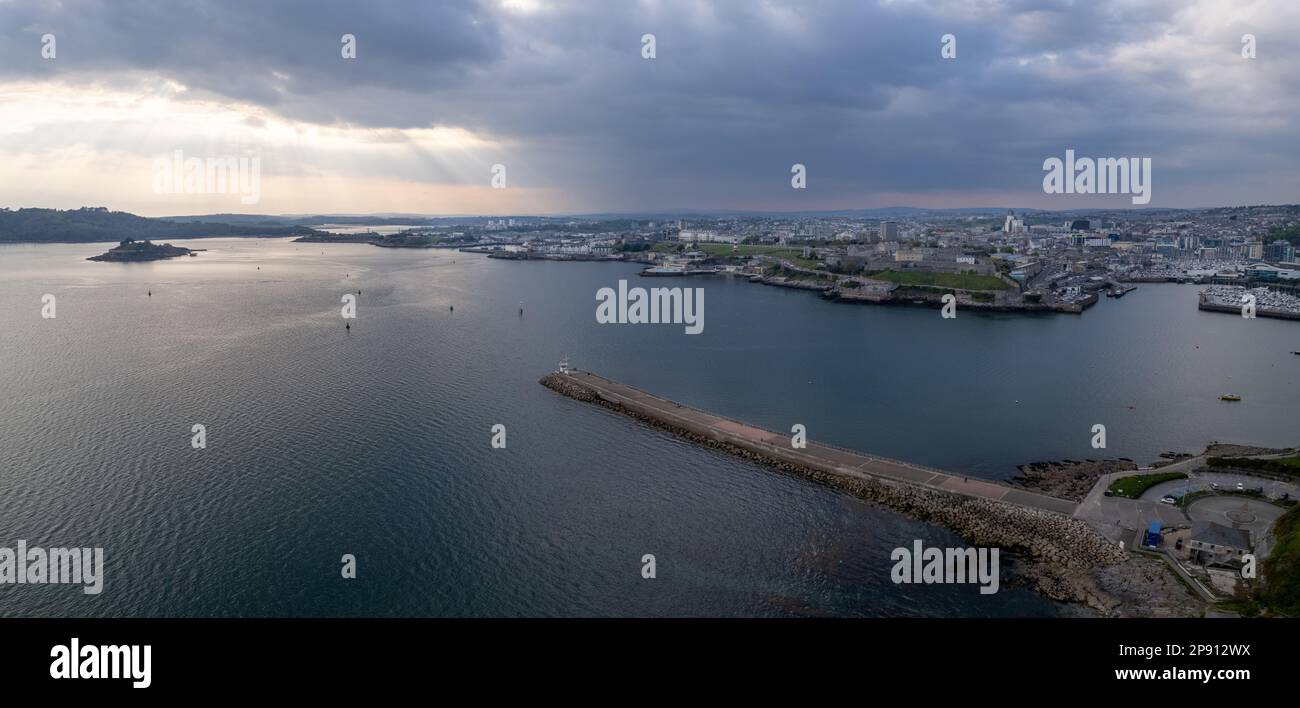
[[1220, 394, 1242, 402]]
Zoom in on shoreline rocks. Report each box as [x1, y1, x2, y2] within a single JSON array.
[[1012, 458, 1139, 501]]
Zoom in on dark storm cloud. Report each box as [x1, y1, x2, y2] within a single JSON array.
[[0, 0, 501, 115], [2, 0, 1298, 209]]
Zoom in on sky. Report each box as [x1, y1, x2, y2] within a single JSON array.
[[0, 0, 1297, 217]]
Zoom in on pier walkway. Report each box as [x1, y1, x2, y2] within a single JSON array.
[[555, 370, 1079, 516]]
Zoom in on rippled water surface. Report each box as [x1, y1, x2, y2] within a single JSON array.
[[2, 238, 1296, 616]]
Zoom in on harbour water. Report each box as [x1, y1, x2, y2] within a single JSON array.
[[1, 238, 1297, 617]]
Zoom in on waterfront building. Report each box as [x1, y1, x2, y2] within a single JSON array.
[[678, 229, 739, 244], [1265, 240, 1296, 264], [1187, 522, 1250, 566], [1242, 263, 1300, 281]]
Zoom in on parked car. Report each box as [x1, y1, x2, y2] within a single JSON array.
[[1236, 482, 1245, 491], [1160, 495, 1177, 505], [1209, 482, 1220, 490]]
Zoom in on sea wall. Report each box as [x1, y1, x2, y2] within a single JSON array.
[[1198, 300, 1300, 321], [753, 273, 1092, 314], [541, 372, 1129, 610]]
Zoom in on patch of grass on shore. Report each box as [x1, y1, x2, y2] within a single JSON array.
[[697, 244, 788, 257], [1208, 455, 1300, 478], [1107, 471, 1188, 499], [689, 244, 821, 269], [1260, 505, 1300, 616], [866, 269, 1010, 291]]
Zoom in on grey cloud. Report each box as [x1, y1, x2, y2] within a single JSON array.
[[2, 0, 1299, 210]]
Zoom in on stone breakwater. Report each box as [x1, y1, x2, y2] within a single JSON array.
[[541, 372, 1129, 611]]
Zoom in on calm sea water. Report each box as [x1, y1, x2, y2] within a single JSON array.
[[2, 238, 1297, 617]]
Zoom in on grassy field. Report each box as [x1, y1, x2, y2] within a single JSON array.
[[697, 244, 792, 257], [865, 269, 1010, 291], [659, 242, 804, 258], [1106, 471, 1188, 499], [691, 243, 821, 268], [1208, 455, 1300, 478], [698, 243, 818, 264]]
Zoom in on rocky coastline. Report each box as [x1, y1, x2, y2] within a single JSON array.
[[87, 239, 192, 262], [1012, 458, 1139, 501]]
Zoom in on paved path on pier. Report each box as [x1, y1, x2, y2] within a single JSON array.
[[560, 371, 1078, 516]]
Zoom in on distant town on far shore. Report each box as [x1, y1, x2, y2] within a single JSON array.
[[7, 203, 1300, 319]]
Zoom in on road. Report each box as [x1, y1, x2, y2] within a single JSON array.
[[1074, 459, 1296, 546]]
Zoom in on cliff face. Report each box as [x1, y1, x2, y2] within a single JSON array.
[[541, 372, 1130, 612]]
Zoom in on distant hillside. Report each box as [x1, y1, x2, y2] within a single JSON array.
[[0, 207, 323, 243], [160, 213, 436, 227]]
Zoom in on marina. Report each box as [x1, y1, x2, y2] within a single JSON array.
[[1198, 284, 1300, 320]]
